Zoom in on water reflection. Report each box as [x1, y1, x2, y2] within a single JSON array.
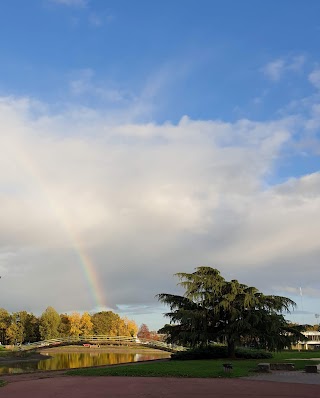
[[0, 351, 170, 374]]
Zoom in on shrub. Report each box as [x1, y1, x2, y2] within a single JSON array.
[[235, 347, 273, 359], [171, 345, 273, 360], [171, 345, 227, 360]]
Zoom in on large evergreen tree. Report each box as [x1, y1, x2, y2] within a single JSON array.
[[158, 267, 304, 357]]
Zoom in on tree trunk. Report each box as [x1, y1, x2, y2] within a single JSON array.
[[227, 339, 236, 358]]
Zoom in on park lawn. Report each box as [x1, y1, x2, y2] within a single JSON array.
[[271, 351, 320, 370], [272, 350, 320, 360], [0, 350, 33, 358], [271, 351, 320, 371], [67, 351, 320, 378], [67, 359, 258, 378], [0, 350, 10, 357]]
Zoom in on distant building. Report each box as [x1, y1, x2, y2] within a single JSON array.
[[293, 331, 320, 350]]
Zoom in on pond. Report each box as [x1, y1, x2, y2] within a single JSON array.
[[0, 350, 170, 374]]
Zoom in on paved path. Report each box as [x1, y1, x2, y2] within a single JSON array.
[[1, 376, 320, 398], [245, 370, 320, 385]]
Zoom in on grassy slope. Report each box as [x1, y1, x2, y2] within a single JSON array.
[[67, 351, 320, 378]]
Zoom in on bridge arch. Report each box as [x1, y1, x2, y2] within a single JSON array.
[[21, 335, 185, 353]]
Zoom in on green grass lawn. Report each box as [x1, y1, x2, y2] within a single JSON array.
[[272, 350, 320, 360], [0, 350, 10, 357], [67, 359, 255, 378], [66, 350, 320, 378], [0, 350, 33, 357]]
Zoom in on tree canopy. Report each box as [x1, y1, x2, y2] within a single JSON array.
[[39, 306, 61, 340], [158, 266, 305, 357], [0, 307, 138, 345], [137, 323, 151, 339]]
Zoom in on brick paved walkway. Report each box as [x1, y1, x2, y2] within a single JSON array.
[[0, 376, 320, 398]]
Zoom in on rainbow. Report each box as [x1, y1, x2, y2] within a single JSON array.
[[69, 235, 106, 309], [14, 139, 107, 310]]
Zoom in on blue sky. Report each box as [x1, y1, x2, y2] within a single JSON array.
[[0, 0, 320, 329], [1, 0, 319, 122]]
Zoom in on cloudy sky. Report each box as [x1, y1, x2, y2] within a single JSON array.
[[0, 0, 320, 329]]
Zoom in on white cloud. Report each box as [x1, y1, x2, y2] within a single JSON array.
[[308, 68, 320, 90], [0, 95, 320, 328], [69, 69, 133, 103], [263, 59, 286, 81], [88, 13, 102, 27], [88, 12, 114, 27], [262, 55, 305, 81], [287, 55, 306, 72]]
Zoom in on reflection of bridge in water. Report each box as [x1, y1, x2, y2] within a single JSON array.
[[21, 336, 185, 353]]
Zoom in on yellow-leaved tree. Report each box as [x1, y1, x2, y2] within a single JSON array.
[[80, 312, 93, 336], [69, 312, 82, 337], [123, 317, 138, 337]]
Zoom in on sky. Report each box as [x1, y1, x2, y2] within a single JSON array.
[[0, 0, 320, 330]]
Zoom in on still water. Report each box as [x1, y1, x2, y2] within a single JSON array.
[[0, 351, 170, 374]]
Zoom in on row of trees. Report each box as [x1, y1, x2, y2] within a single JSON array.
[[158, 267, 305, 357], [0, 307, 140, 344]]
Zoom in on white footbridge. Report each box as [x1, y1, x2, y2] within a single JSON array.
[[20, 335, 185, 353]]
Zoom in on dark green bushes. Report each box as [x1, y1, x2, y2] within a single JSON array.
[[171, 345, 273, 360], [235, 347, 273, 359], [171, 345, 227, 360]]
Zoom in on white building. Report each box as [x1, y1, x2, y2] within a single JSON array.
[[294, 331, 320, 350]]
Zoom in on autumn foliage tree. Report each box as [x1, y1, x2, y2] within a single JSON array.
[[0, 306, 139, 344], [6, 313, 24, 344], [80, 312, 93, 336], [92, 311, 120, 335], [123, 317, 138, 337], [69, 312, 82, 337], [137, 324, 151, 339], [24, 313, 40, 342], [58, 314, 71, 337], [39, 306, 61, 340]]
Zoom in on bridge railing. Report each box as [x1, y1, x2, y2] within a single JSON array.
[[20, 335, 185, 352]]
